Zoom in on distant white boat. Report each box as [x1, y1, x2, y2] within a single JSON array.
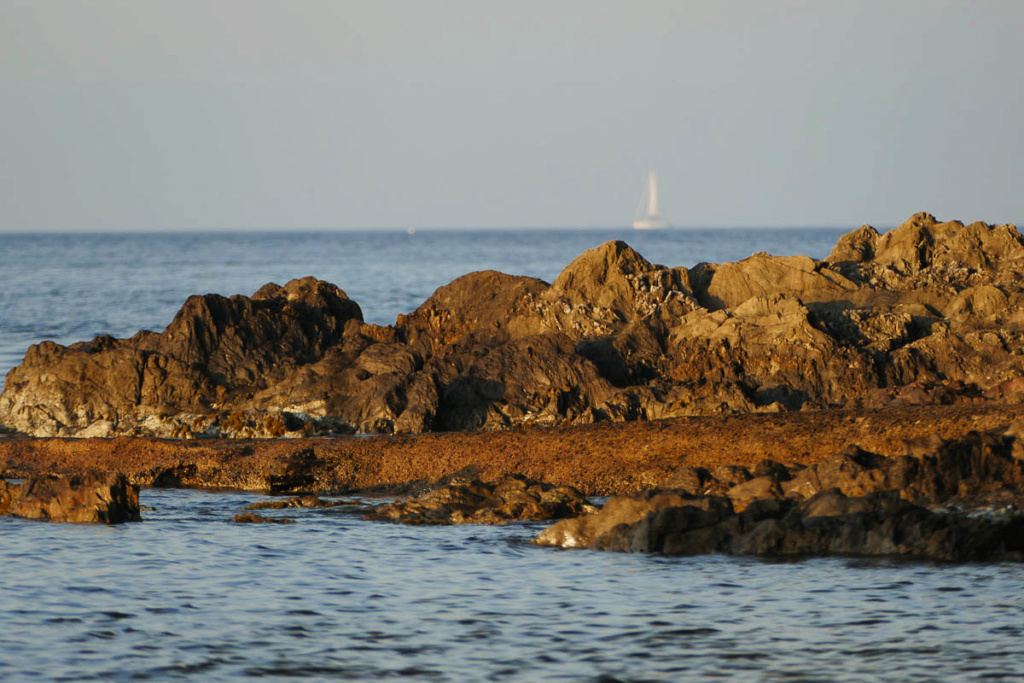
[[633, 169, 668, 230]]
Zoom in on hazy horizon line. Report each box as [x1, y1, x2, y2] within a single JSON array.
[[0, 222, 918, 236]]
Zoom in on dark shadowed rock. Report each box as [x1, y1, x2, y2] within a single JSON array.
[[244, 495, 358, 510], [265, 447, 323, 494], [781, 432, 1024, 506], [535, 426, 1024, 561], [232, 513, 295, 524], [536, 488, 1024, 562], [0, 479, 16, 514], [365, 474, 591, 525], [3, 473, 140, 524]]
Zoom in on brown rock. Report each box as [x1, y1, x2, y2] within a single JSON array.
[[661, 465, 712, 494], [781, 433, 1024, 507], [399, 270, 548, 353], [726, 477, 783, 511], [699, 253, 856, 311], [826, 224, 881, 264], [4, 473, 140, 524], [265, 447, 323, 495], [0, 277, 363, 437], [543, 240, 695, 332], [366, 474, 590, 525], [0, 479, 15, 514], [944, 285, 1008, 322], [536, 488, 1024, 562], [244, 495, 356, 510], [4, 214, 1024, 439], [534, 492, 731, 548], [232, 513, 295, 524], [868, 213, 1024, 275]]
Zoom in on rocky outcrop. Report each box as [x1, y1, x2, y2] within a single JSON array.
[[365, 474, 591, 525], [658, 428, 1024, 512], [1, 473, 140, 523], [535, 426, 1024, 561], [828, 212, 1024, 277], [0, 277, 364, 437], [536, 488, 1024, 562], [3, 213, 1024, 437], [532, 491, 731, 548]]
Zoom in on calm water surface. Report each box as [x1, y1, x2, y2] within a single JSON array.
[[4, 228, 1023, 681], [2, 488, 1024, 682]]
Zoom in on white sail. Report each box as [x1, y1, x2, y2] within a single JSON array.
[[633, 169, 668, 230], [647, 169, 659, 216]]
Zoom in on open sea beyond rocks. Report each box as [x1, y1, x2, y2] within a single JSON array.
[[3, 228, 1024, 681]]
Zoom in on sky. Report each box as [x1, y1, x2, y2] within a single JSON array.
[[0, 0, 1021, 231]]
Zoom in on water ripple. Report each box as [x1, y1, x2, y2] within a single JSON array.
[[2, 488, 1024, 681]]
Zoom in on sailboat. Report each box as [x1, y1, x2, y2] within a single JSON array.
[[632, 169, 668, 230]]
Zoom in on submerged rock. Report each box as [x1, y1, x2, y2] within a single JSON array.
[[1, 473, 140, 524], [232, 513, 295, 524], [244, 495, 358, 510], [365, 474, 591, 525], [4, 214, 1024, 437]]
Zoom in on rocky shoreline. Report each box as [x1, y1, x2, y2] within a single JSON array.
[[6, 411, 1024, 561], [4, 212, 1024, 561], [3, 212, 1024, 440]]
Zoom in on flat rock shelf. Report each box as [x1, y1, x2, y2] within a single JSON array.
[[2, 404, 1022, 495]]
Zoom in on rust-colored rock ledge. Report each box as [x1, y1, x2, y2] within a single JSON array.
[[2, 404, 1022, 496]]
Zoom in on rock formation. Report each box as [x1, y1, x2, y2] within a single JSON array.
[[1, 473, 140, 523], [3, 213, 1024, 438], [534, 427, 1024, 561], [534, 488, 1024, 562], [243, 495, 359, 510], [4, 404, 1018, 496], [660, 427, 1024, 512], [365, 474, 591, 525], [232, 513, 295, 524]]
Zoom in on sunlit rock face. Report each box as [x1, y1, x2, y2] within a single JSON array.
[[1, 473, 140, 524], [3, 214, 1024, 438]]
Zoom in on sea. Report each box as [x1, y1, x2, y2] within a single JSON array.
[[2, 228, 1024, 682]]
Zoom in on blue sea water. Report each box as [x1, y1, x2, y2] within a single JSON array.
[[3, 227, 1024, 682], [2, 489, 1024, 682]]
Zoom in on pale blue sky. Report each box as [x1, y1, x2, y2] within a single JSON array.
[[1, 0, 1021, 231]]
